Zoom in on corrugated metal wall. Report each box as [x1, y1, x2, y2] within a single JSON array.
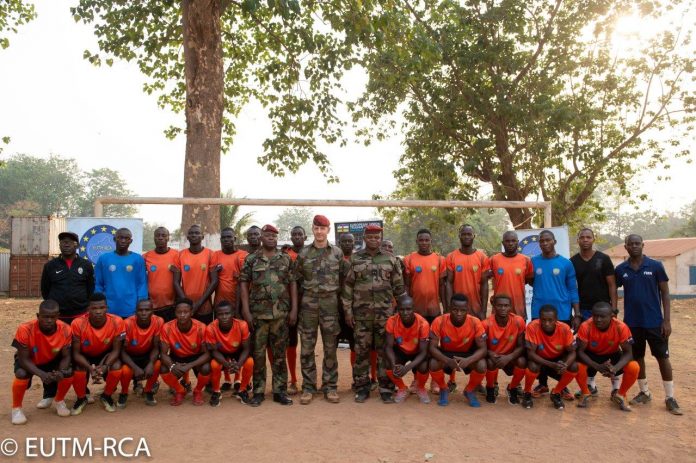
[[9, 255, 49, 297], [0, 252, 9, 294], [10, 216, 66, 256]]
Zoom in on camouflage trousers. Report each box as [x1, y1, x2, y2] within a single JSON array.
[[353, 317, 392, 393], [299, 293, 340, 393], [252, 317, 289, 395]]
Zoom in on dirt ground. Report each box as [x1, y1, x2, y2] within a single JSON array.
[[0, 298, 694, 462]]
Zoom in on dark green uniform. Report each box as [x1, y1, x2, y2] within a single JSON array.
[[294, 243, 348, 394], [240, 250, 294, 395], [341, 249, 405, 393]]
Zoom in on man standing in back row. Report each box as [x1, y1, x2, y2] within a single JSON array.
[[489, 231, 533, 319]]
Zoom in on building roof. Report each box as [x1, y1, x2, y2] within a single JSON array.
[[604, 237, 696, 259]]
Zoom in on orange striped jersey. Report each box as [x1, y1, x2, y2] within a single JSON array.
[[403, 252, 446, 311], [385, 313, 430, 355], [123, 315, 164, 356], [577, 318, 633, 356], [71, 314, 125, 357], [143, 248, 181, 309], [211, 249, 248, 306], [446, 249, 490, 313], [204, 319, 250, 355], [430, 314, 485, 352], [13, 319, 72, 366], [482, 313, 526, 355], [525, 319, 574, 360], [160, 319, 207, 357]]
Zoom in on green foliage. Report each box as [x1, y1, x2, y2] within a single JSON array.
[[0, 0, 36, 49], [142, 222, 159, 251], [71, 0, 359, 182], [275, 207, 314, 241], [78, 168, 138, 217], [351, 0, 696, 228], [220, 189, 255, 236], [672, 200, 696, 237]]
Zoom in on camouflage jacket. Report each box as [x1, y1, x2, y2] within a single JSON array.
[[293, 242, 348, 295], [341, 249, 405, 320], [239, 250, 294, 320]]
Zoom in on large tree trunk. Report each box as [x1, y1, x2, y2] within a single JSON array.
[[180, 0, 223, 245]]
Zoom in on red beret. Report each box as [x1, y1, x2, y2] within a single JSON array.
[[364, 224, 383, 233], [313, 215, 330, 227], [261, 224, 279, 234]]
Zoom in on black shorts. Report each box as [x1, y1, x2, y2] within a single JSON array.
[[216, 350, 243, 362], [580, 350, 625, 376], [439, 349, 477, 374], [126, 352, 158, 370], [288, 324, 298, 347], [169, 353, 206, 375], [193, 312, 214, 325], [630, 327, 669, 359], [391, 348, 420, 371], [537, 355, 573, 381], [154, 305, 176, 323], [80, 351, 109, 368]]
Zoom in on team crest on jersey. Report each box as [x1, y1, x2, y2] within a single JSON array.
[[109, 265, 116, 272], [554, 344, 562, 351], [126, 265, 133, 272], [104, 337, 111, 344], [183, 265, 191, 272], [492, 338, 499, 345], [412, 338, 418, 344], [537, 344, 544, 350], [174, 342, 182, 350], [150, 265, 157, 272], [514, 268, 522, 275], [472, 265, 479, 272], [536, 268, 543, 275], [201, 264, 207, 271], [508, 335, 515, 342], [431, 265, 437, 272], [591, 341, 598, 348], [497, 268, 504, 275], [463, 337, 470, 343], [443, 336, 452, 344], [191, 342, 198, 349], [32, 346, 38, 353], [608, 340, 614, 346], [552, 268, 560, 275], [51, 347, 60, 353], [131, 339, 138, 346], [415, 266, 422, 273], [78, 267, 84, 275], [396, 336, 403, 345], [232, 341, 240, 348], [456, 265, 463, 272], [83, 340, 90, 346]]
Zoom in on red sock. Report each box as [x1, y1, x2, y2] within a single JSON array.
[[619, 361, 640, 397], [510, 367, 525, 389], [210, 360, 223, 392], [162, 373, 185, 394], [12, 378, 29, 408], [144, 361, 161, 393], [416, 372, 429, 390], [120, 364, 134, 394], [287, 346, 297, 383], [486, 369, 499, 387], [267, 347, 274, 363], [430, 370, 448, 390], [551, 371, 577, 394], [73, 370, 88, 398], [55, 377, 73, 402], [350, 350, 357, 366], [449, 371, 456, 384], [387, 370, 407, 391], [370, 351, 378, 381], [104, 368, 122, 395], [183, 370, 190, 385], [524, 369, 538, 393], [576, 363, 590, 395], [465, 371, 485, 392], [241, 358, 253, 389], [194, 373, 210, 392]]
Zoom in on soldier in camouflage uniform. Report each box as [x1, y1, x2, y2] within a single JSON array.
[[240, 224, 298, 406], [294, 215, 347, 405], [341, 224, 405, 403]]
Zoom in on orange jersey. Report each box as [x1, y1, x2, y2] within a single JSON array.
[[482, 313, 526, 355], [490, 253, 533, 316], [204, 319, 250, 355], [446, 249, 490, 312], [577, 318, 633, 356], [284, 248, 299, 262], [143, 248, 180, 309], [160, 319, 207, 357], [179, 248, 214, 309], [385, 313, 430, 355], [525, 319, 575, 360], [403, 252, 446, 312], [431, 314, 485, 352], [123, 315, 164, 356], [13, 319, 72, 366], [211, 249, 248, 306], [71, 314, 125, 357]]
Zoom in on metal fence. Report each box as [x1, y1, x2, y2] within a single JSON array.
[[0, 251, 9, 294]]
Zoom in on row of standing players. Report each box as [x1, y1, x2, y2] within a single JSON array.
[[12, 219, 681, 424]]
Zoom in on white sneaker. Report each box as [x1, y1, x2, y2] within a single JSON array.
[[12, 408, 27, 425], [36, 397, 53, 409], [54, 400, 70, 417], [86, 394, 95, 404]]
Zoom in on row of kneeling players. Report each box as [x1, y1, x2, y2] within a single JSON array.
[[11, 291, 640, 424]]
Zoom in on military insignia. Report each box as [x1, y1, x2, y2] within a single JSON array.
[[78, 267, 84, 275], [472, 265, 479, 272], [415, 266, 423, 273], [552, 268, 560, 276], [150, 265, 157, 272], [456, 265, 463, 272], [109, 264, 117, 272], [79, 224, 118, 265], [126, 265, 133, 272], [183, 265, 191, 272]]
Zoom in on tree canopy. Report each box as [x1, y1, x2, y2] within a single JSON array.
[[275, 206, 314, 241]]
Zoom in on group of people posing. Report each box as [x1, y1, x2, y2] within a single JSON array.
[[10, 216, 682, 425]]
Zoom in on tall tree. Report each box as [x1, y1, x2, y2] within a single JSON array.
[[78, 168, 138, 217], [352, 0, 695, 228], [72, 0, 355, 238]]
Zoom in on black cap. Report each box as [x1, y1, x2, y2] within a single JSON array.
[[58, 232, 79, 243]]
